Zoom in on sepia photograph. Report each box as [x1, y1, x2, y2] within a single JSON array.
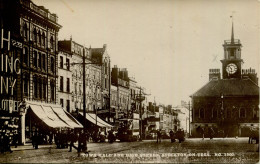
[[0, 0, 259, 163]]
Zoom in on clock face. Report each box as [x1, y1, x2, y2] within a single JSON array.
[[226, 63, 237, 74]]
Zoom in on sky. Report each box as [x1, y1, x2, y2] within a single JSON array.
[[33, 0, 260, 106]]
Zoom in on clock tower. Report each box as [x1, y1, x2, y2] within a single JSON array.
[[221, 22, 243, 79]]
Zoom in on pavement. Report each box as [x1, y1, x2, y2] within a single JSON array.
[[1, 137, 258, 163]]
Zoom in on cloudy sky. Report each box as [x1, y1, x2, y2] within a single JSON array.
[[33, 0, 260, 106]]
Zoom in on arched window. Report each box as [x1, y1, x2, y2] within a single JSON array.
[[199, 108, 204, 118], [50, 57, 55, 73], [50, 36, 54, 49], [253, 106, 259, 118], [37, 31, 41, 45], [239, 108, 246, 118]]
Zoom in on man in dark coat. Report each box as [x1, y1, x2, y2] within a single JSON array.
[[3, 134, 13, 153], [68, 129, 78, 152], [169, 130, 175, 143], [157, 129, 161, 143], [78, 130, 87, 155], [13, 131, 19, 148], [208, 127, 215, 140]]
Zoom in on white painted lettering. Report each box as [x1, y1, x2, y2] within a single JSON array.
[[1, 76, 8, 94], [1, 29, 10, 50], [14, 58, 20, 74]]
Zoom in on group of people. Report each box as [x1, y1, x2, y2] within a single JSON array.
[[156, 129, 185, 143], [169, 129, 185, 143], [0, 131, 19, 153], [196, 126, 215, 140]]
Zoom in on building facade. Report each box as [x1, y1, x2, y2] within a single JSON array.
[[91, 45, 111, 122], [111, 66, 130, 120], [191, 24, 259, 137], [58, 43, 72, 112], [0, 0, 62, 144]]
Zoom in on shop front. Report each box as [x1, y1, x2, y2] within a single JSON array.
[[0, 28, 24, 144], [24, 101, 83, 143]]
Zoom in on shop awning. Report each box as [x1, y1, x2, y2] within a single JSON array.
[[27, 101, 82, 129], [29, 104, 69, 128], [79, 112, 113, 128], [52, 106, 83, 128]]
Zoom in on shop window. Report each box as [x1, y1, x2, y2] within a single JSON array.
[[239, 108, 246, 118], [60, 76, 63, 92], [60, 56, 63, 68]]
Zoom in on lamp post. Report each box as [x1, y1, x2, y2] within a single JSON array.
[[221, 94, 224, 127], [136, 87, 146, 141]]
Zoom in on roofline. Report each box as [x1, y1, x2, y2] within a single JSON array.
[[190, 79, 214, 98], [190, 78, 259, 98]]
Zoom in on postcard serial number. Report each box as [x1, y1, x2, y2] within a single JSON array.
[[214, 153, 235, 157]]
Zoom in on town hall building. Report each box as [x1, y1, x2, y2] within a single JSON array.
[[191, 23, 259, 137]]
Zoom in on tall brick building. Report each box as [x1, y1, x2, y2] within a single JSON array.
[[191, 24, 259, 137]]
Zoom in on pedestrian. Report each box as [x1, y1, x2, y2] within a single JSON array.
[[55, 130, 61, 149], [3, 133, 13, 153], [169, 130, 175, 143], [13, 131, 19, 148], [209, 127, 214, 140], [31, 132, 36, 149], [78, 130, 87, 156], [34, 132, 39, 149], [68, 129, 78, 152], [0, 135, 4, 153], [49, 131, 53, 144], [157, 129, 161, 143]]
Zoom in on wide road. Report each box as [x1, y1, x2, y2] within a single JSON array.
[[0, 138, 258, 163]]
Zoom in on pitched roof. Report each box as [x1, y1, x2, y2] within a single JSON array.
[[191, 78, 259, 97]]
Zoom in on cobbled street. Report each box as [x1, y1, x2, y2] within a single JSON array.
[[0, 138, 258, 163]]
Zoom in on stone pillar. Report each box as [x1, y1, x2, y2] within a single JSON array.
[[21, 113, 26, 145]]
